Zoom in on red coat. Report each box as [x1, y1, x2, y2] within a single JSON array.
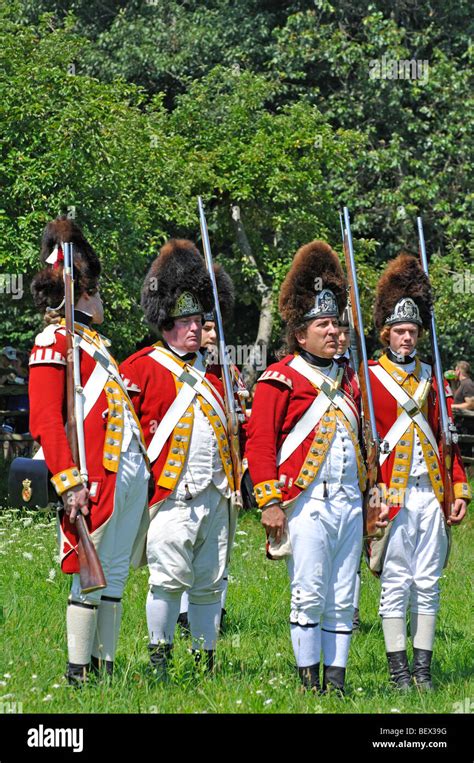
[[120, 346, 233, 505], [368, 357, 470, 507], [245, 355, 365, 507], [29, 324, 124, 573]]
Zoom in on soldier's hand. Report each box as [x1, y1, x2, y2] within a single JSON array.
[[375, 501, 390, 529], [261, 504, 286, 545], [447, 498, 467, 526], [63, 485, 90, 524]]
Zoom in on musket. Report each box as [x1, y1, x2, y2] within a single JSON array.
[[198, 197, 243, 503], [63, 241, 106, 593], [417, 217, 454, 522], [340, 207, 384, 538], [338, 213, 360, 374]]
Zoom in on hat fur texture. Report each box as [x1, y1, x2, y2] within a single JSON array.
[[31, 216, 101, 312], [374, 252, 432, 331], [141, 238, 214, 330], [279, 240, 347, 327]]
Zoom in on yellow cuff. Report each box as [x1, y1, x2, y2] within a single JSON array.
[[254, 479, 283, 509], [51, 467, 83, 496], [454, 482, 472, 502]]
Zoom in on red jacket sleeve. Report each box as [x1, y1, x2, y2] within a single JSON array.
[[28, 359, 81, 493], [245, 379, 291, 504]]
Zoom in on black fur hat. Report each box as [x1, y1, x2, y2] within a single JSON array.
[[279, 240, 347, 328], [203, 263, 235, 324], [141, 239, 214, 330], [374, 253, 432, 331], [31, 216, 101, 313]]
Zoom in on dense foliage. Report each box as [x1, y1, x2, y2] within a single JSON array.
[[1, 1, 473, 364]]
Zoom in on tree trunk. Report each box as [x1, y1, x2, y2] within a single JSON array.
[[230, 203, 273, 390]]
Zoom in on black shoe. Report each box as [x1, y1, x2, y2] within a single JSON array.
[[322, 665, 346, 696], [177, 612, 190, 637], [412, 648, 434, 691], [148, 643, 173, 682], [192, 649, 215, 674], [298, 663, 321, 693], [352, 608, 360, 631], [386, 650, 412, 691], [90, 655, 114, 678], [65, 662, 89, 687]]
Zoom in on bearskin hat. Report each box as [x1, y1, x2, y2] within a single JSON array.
[[31, 216, 101, 313], [203, 264, 235, 325], [141, 238, 214, 331], [374, 253, 432, 332], [279, 240, 347, 328]]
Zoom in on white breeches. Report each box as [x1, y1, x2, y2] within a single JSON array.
[[286, 489, 363, 631], [70, 441, 149, 606], [379, 479, 449, 618], [147, 483, 229, 605]]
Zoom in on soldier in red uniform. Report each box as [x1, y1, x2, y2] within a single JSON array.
[[368, 254, 471, 690], [177, 263, 249, 634], [120, 240, 237, 678], [246, 241, 370, 695], [29, 217, 150, 684]]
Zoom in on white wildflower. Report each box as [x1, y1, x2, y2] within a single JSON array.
[[264, 699, 273, 706], [236, 530, 248, 536], [43, 694, 53, 702], [390, 708, 401, 713], [3, 674, 11, 679], [23, 552, 33, 560]]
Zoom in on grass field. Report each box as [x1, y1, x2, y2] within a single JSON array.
[[0, 493, 473, 715]]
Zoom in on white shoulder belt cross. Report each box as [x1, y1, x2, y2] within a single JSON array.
[[276, 356, 359, 466], [370, 363, 439, 464], [34, 348, 110, 461], [146, 348, 227, 464]]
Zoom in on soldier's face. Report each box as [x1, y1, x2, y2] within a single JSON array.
[[78, 290, 104, 325], [164, 314, 203, 352], [296, 317, 339, 358], [389, 323, 419, 355], [337, 325, 350, 355], [201, 321, 217, 349]]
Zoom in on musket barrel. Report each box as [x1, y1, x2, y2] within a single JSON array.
[[198, 197, 237, 422], [342, 207, 378, 442], [416, 217, 451, 439]]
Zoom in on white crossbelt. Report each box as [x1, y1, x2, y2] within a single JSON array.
[[34, 361, 109, 461], [276, 356, 359, 466], [78, 335, 132, 401], [146, 348, 227, 464], [370, 363, 439, 465]]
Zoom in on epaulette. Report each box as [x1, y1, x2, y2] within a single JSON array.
[[121, 374, 141, 393], [257, 369, 293, 389], [34, 324, 65, 348], [29, 345, 66, 366]]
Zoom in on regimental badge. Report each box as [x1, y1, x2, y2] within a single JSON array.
[[303, 288, 339, 320], [385, 297, 422, 327], [22, 478, 32, 503]]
